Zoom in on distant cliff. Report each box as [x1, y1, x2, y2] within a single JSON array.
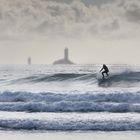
[[53, 48, 74, 65]]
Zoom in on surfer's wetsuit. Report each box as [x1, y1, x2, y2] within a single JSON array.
[[100, 64, 109, 78]]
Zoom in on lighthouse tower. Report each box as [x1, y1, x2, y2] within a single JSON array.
[[64, 48, 68, 60], [28, 57, 31, 65]]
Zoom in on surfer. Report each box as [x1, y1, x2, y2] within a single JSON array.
[[100, 64, 109, 78]]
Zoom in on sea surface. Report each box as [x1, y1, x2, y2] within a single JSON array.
[[0, 64, 140, 131]]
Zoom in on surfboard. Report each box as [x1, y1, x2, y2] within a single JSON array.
[[96, 73, 110, 85], [96, 73, 109, 80]]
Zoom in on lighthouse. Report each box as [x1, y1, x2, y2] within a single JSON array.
[[28, 57, 31, 65], [53, 48, 74, 65]]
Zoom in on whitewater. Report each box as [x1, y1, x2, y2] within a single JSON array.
[[0, 64, 140, 131]]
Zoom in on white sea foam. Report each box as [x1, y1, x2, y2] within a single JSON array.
[[0, 112, 139, 131], [0, 91, 140, 113]]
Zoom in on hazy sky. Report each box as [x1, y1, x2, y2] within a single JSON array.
[[0, 0, 140, 64]]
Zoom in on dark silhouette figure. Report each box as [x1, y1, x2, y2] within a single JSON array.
[[100, 64, 109, 78]]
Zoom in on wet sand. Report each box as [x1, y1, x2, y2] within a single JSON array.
[[0, 131, 139, 140]]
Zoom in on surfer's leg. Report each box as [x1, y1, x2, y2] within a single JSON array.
[[106, 72, 109, 77], [102, 71, 105, 78]]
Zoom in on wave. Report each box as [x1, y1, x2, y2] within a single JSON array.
[[9, 71, 140, 88], [0, 118, 140, 131], [98, 72, 140, 87], [1, 91, 140, 103], [0, 101, 140, 113], [11, 73, 91, 83], [0, 91, 140, 113]]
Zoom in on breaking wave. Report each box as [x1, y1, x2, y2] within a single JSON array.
[[0, 91, 140, 113], [0, 116, 140, 131], [0, 101, 140, 113]]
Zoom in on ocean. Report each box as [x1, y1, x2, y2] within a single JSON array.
[[0, 64, 140, 131]]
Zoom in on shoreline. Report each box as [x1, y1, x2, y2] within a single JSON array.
[[0, 130, 140, 140]]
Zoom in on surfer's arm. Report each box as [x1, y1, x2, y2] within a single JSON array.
[[100, 68, 103, 72]]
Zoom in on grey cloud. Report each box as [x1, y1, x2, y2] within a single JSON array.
[[126, 9, 140, 22], [125, 5, 140, 23], [81, 0, 116, 7], [0, 0, 139, 40], [101, 20, 119, 32], [44, 0, 116, 6], [46, 0, 73, 4], [116, 0, 140, 23]]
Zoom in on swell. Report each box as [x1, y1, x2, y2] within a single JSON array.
[[9, 72, 140, 88], [0, 91, 140, 113], [10, 73, 94, 83]]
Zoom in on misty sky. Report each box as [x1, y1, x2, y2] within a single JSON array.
[[0, 0, 140, 64]]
